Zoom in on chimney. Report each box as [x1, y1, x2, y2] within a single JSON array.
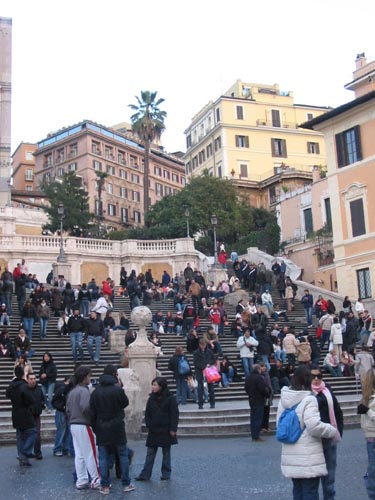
[[355, 52, 367, 70]]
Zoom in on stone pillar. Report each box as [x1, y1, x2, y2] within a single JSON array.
[[117, 367, 142, 439], [206, 266, 228, 285], [126, 306, 158, 437], [52, 262, 72, 283]]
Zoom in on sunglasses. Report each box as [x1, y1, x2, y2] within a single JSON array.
[[312, 373, 323, 379]]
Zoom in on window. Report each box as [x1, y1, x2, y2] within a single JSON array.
[[93, 160, 102, 171], [307, 142, 320, 154], [217, 165, 222, 178], [307, 112, 314, 121], [240, 164, 248, 178], [121, 207, 129, 223], [68, 162, 77, 171], [95, 200, 102, 217], [269, 185, 277, 203], [350, 198, 366, 237], [181, 177, 186, 185], [107, 183, 113, 194], [357, 268, 372, 299], [44, 154, 52, 167], [57, 148, 65, 162], [303, 208, 313, 236], [129, 155, 138, 168], [132, 191, 140, 202], [214, 136, 221, 151], [235, 135, 249, 148], [69, 143, 78, 158], [172, 173, 179, 183], [104, 147, 113, 160], [335, 126, 362, 168], [57, 167, 64, 177], [216, 108, 220, 123], [25, 151, 34, 161], [186, 134, 191, 149], [25, 168, 33, 181], [106, 165, 115, 175], [120, 187, 128, 198], [118, 151, 126, 165], [165, 186, 172, 195], [134, 211, 141, 224], [155, 183, 163, 196], [198, 150, 206, 164], [131, 173, 140, 184], [107, 203, 116, 216], [163, 170, 170, 180], [271, 138, 287, 157], [119, 169, 127, 179], [92, 141, 101, 154], [236, 105, 244, 120], [206, 143, 213, 157], [271, 109, 281, 127], [192, 156, 198, 169], [154, 166, 162, 176], [324, 198, 332, 231], [25, 185, 32, 191]]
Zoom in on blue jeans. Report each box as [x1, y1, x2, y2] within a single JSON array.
[[87, 335, 102, 362], [250, 403, 264, 439], [139, 446, 171, 480], [242, 357, 253, 379], [275, 350, 287, 363], [23, 317, 34, 341], [70, 331, 83, 361], [99, 444, 131, 487], [221, 367, 234, 387], [176, 378, 187, 405], [16, 427, 37, 461], [54, 410, 74, 455], [320, 330, 330, 350], [260, 354, 271, 371], [292, 477, 320, 500], [39, 318, 48, 338], [321, 439, 337, 500], [42, 382, 55, 411], [366, 440, 375, 500], [80, 299, 90, 318], [304, 307, 313, 325]]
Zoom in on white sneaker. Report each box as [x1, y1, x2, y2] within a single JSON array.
[[123, 484, 136, 493]]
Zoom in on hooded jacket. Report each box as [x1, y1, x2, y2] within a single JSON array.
[[330, 323, 343, 345], [277, 387, 336, 478]]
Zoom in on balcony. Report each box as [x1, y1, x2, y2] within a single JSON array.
[[256, 119, 297, 129]]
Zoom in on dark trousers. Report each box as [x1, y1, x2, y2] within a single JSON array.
[[198, 379, 215, 408], [34, 415, 42, 456], [321, 439, 337, 500], [140, 446, 171, 480], [262, 405, 270, 430], [292, 477, 320, 500], [250, 403, 264, 439]]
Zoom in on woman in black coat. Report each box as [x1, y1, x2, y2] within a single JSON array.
[[136, 377, 179, 481], [38, 351, 57, 412]]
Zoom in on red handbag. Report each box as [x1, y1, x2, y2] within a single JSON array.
[[203, 365, 221, 384], [316, 326, 323, 339]]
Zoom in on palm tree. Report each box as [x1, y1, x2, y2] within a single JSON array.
[[95, 171, 108, 235], [129, 91, 167, 216]]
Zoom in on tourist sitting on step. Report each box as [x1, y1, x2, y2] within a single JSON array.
[[231, 316, 244, 338], [323, 349, 343, 377], [219, 356, 236, 387], [152, 310, 165, 334], [340, 350, 356, 376], [0, 303, 10, 327], [0, 328, 15, 360], [271, 304, 289, 323], [269, 359, 289, 394], [14, 329, 34, 359], [174, 311, 184, 336], [57, 312, 69, 336], [103, 311, 116, 344], [273, 338, 286, 364], [203, 326, 223, 358], [13, 353, 33, 379], [164, 312, 175, 334], [186, 328, 200, 353], [149, 332, 163, 356]]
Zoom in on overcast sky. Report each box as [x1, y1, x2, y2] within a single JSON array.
[[2, 0, 374, 154]]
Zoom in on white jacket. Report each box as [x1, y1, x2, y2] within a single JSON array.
[[361, 394, 375, 438], [91, 296, 108, 315], [236, 335, 258, 358], [277, 387, 336, 478], [330, 324, 343, 345], [283, 333, 299, 354]]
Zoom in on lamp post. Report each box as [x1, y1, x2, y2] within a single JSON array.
[[57, 202, 67, 262], [211, 214, 218, 267], [184, 206, 190, 238]]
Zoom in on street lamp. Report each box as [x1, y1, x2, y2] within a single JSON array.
[[211, 214, 218, 267], [57, 202, 67, 262], [184, 206, 190, 238]]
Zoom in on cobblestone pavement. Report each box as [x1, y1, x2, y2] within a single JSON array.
[[1, 428, 367, 499]]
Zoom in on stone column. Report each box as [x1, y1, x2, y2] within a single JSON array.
[[52, 262, 72, 283], [126, 306, 158, 437]]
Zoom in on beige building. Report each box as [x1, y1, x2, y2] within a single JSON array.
[[33, 120, 185, 230], [0, 17, 12, 205], [12, 142, 37, 191], [301, 53, 375, 305], [183, 80, 329, 208]]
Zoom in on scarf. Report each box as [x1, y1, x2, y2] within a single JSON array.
[[312, 379, 341, 443]]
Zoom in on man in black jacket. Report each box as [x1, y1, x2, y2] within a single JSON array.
[[193, 340, 217, 409], [344, 312, 359, 354], [67, 308, 85, 362], [89, 364, 134, 494], [85, 311, 104, 365], [6, 365, 36, 466], [245, 364, 270, 441], [25, 372, 45, 459]]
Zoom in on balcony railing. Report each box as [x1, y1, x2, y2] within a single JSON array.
[[256, 119, 297, 129]]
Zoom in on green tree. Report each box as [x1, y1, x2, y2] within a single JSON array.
[[41, 172, 92, 235], [95, 171, 108, 233], [129, 90, 167, 215]]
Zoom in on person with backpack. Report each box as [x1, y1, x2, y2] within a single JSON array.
[[168, 346, 191, 405], [276, 365, 337, 500], [52, 376, 74, 457]]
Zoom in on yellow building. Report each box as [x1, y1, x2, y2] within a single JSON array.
[[302, 53, 375, 308], [184, 80, 329, 193]]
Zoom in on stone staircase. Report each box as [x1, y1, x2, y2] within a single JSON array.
[[0, 288, 362, 443]]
